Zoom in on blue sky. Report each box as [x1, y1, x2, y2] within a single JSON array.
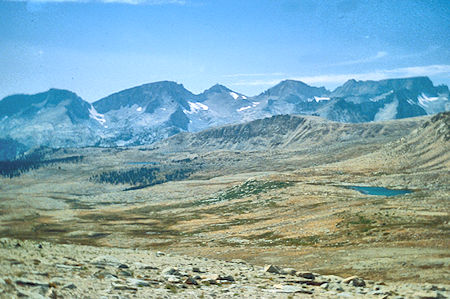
[[1, 0, 449, 102]]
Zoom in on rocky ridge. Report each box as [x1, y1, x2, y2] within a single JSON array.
[[1, 238, 448, 299], [335, 111, 450, 173], [151, 114, 425, 152]]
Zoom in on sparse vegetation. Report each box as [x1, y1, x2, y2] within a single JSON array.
[[202, 180, 294, 204], [165, 283, 178, 293], [89, 166, 195, 190], [0, 153, 83, 178]]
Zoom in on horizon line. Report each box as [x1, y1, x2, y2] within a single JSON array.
[[1, 73, 448, 103]]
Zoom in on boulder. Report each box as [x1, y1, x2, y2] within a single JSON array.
[[183, 277, 198, 285], [91, 255, 121, 267], [281, 268, 297, 275], [126, 278, 151, 287], [296, 271, 315, 280], [342, 276, 366, 287], [166, 275, 181, 283], [263, 265, 281, 274], [219, 275, 235, 282], [161, 267, 180, 276]]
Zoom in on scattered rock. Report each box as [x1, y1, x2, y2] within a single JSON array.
[[126, 278, 151, 287], [414, 291, 447, 299], [337, 291, 356, 297], [111, 282, 137, 291], [16, 289, 46, 299], [15, 279, 49, 288], [183, 277, 198, 285], [296, 271, 315, 280], [55, 263, 83, 270], [161, 267, 180, 276], [281, 268, 297, 275], [321, 282, 344, 291], [342, 276, 366, 287], [165, 275, 182, 283], [201, 278, 218, 285], [323, 275, 344, 283], [46, 289, 58, 299], [264, 264, 281, 274], [0, 237, 448, 298], [271, 284, 313, 294], [93, 270, 118, 280], [119, 270, 133, 277], [219, 275, 235, 282], [91, 255, 121, 267], [205, 274, 221, 281], [118, 263, 129, 269], [134, 262, 158, 270], [62, 283, 77, 289]]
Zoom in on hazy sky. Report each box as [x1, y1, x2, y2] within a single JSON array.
[[1, 0, 449, 102]]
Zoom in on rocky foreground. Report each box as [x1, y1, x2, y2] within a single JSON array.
[[0, 238, 448, 298]]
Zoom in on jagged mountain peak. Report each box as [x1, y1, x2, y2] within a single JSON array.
[[137, 80, 187, 90], [332, 76, 437, 97], [0, 88, 90, 121], [102, 80, 189, 97], [198, 84, 248, 104], [262, 79, 329, 98], [203, 84, 232, 94], [93, 80, 194, 114], [0, 88, 101, 148]]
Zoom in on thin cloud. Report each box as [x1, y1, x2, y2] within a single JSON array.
[[330, 51, 388, 66], [7, 0, 186, 4], [231, 79, 281, 87], [229, 64, 450, 87], [224, 72, 286, 78]]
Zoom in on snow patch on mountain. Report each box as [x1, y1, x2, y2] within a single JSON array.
[[184, 101, 209, 114], [370, 90, 394, 102], [407, 99, 415, 106], [229, 92, 240, 100], [238, 106, 252, 112], [374, 99, 398, 121], [89, 106, 106, 126], [418, 93, 439, 107], [314, 96, 330, 102], [417, 93, 449, 114]]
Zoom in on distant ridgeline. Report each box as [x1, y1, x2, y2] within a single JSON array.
[[0, 76, 448, 149], [0, 148, 83, 178]]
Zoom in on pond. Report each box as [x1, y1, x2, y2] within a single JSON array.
[[347, 186, 412, 197]]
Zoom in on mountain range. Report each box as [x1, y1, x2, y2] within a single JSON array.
[[0, 76, 448, 158]]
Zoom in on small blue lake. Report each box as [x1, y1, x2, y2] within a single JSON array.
[[125, 162, 159, 165], [348, 186, 412, 197]]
